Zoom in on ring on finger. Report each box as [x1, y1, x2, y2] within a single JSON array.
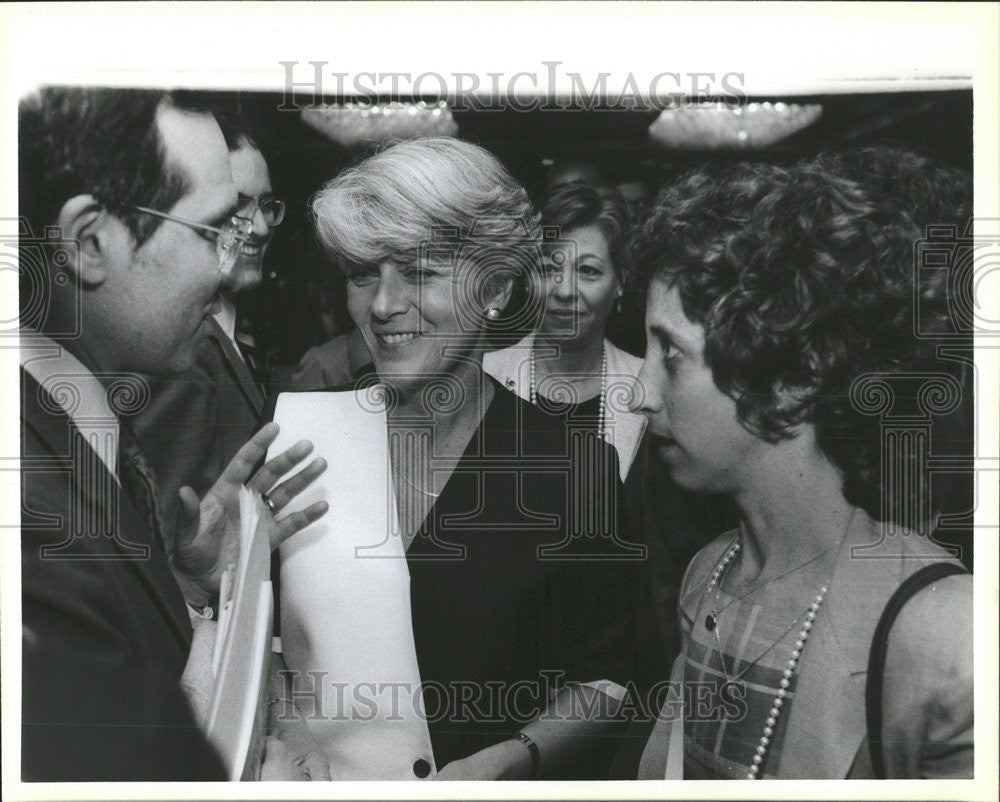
[[262, 492, 279, 516]]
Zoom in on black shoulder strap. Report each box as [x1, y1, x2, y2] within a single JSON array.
[[866, 561, 969, 778]]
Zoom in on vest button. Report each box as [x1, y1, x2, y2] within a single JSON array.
[[412, 758, 432, 778]]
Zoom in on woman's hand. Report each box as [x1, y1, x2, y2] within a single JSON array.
[[260, 736, 311, 781], [170, 422, 329, 606], [432, 739, 532, 780], [268, 702, 331, 780]]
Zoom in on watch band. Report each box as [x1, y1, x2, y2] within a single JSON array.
[[514, 731, 540, 780]]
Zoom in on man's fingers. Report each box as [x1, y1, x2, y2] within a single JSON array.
[[220, 423, 281, 488], [174, 486, 201, 545], [247, 439, 315, 495], [271, 501, 329, 551], [260, 457, 327, 512]]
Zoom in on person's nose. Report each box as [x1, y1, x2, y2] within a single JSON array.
[[630, 354, 661, 416], [250, 204, 270, 241], [371, 267, 408, 321], [551, 265, 576, 302]]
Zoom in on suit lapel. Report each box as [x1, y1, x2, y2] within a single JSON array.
[[208, 317, 265, 416], [22, 369, 193, 651], [637, 652, 687, 778]]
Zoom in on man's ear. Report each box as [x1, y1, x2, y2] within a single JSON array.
[[55, 195, 124, 288]]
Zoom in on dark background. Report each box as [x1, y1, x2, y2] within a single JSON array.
[[227, 88, 974, 569], [220, 89, 973, 367]]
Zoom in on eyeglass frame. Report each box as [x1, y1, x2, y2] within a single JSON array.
[[238, 194, 286, 229], [101, 199, 253, 277]]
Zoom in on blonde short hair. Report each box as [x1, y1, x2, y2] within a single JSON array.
[[312, 138, 541, 279]]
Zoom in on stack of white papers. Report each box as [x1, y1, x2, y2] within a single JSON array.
[[205, 486, 274, 780]]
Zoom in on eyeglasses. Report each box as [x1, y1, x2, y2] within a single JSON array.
[[239, 195, 286, 228], [106, 201, 253, 276]]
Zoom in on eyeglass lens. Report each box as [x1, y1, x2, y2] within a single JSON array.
[[217, 216, 253, 275], [240, 196, 285, 228]]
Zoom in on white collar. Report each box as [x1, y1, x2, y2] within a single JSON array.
[[213, 295, 238, 344]]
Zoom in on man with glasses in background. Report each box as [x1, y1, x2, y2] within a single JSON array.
[[18, 88, 325, 780], [133, 115, 287, 540]]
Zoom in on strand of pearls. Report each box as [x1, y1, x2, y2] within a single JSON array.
[[747, 584, 828, 779], [702, 538, 830, 779], [529, 345, 609, 442], [704, 539, 741, 631]]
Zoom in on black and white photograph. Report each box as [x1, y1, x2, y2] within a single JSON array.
[[2, 2, 998, 798]]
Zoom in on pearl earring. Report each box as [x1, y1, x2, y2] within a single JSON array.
[[486, 308, 500, 320]]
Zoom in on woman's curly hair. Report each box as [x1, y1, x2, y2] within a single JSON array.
[[632, 146, 971, 522]]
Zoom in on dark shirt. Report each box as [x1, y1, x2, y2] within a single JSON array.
[[269, 376, 657, 778], [404, 383, 647, 774]]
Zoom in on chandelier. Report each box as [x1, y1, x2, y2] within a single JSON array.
[[649, 101, 823, 149], [301, 100, 459, 147]]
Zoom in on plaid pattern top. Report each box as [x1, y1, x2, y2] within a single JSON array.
[[680, 556, 827, 779]]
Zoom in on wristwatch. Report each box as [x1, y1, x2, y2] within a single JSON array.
[[514, 731, 540, 780]]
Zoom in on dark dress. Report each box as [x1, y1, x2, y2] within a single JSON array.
[[404, 382, 648, 775], [271, 376, 655, 778]]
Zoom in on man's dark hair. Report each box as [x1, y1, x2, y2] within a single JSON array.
[[17, 87, 210, 247], [214, 107, 262, 154], [632, 146, 972, 524]]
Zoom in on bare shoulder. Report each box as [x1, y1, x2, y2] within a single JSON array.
[[887, 571, 973, 677]]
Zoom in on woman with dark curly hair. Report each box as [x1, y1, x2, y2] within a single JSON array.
[[632, 147, 973, 779]]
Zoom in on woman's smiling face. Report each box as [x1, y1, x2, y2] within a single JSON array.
[[534, 224, 620, 346], [347, 255, 496, 396]]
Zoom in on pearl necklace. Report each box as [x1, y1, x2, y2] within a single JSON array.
[[703, 538, 830, 779], [529, 344, 608, 442]]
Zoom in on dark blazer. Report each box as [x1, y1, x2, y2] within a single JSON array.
[[133, 316, 265, 541], [20, 367, 225, 781], [272, 377, 657, 779]]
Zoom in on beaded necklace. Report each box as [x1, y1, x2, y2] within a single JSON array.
[[528, 344, 608, 442], [702, 538, 830, 779]]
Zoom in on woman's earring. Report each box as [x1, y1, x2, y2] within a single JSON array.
[[486, 307, 500, 320], [615, 294, 623, 315]]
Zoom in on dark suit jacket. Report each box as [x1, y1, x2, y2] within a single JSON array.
[[133, 316, 265, 543], [20, 368, 225, 781]]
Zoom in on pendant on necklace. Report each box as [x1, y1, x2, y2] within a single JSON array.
[[719, 680, 743, 707], [705, 613, 717, 631]]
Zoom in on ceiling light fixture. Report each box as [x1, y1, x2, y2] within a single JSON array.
[[301, 100, 459, 147], [648, 101, 823, 149]]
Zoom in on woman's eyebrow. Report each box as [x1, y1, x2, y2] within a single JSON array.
[[648, 324, 674, 344], [649, 323, 691, 351]]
